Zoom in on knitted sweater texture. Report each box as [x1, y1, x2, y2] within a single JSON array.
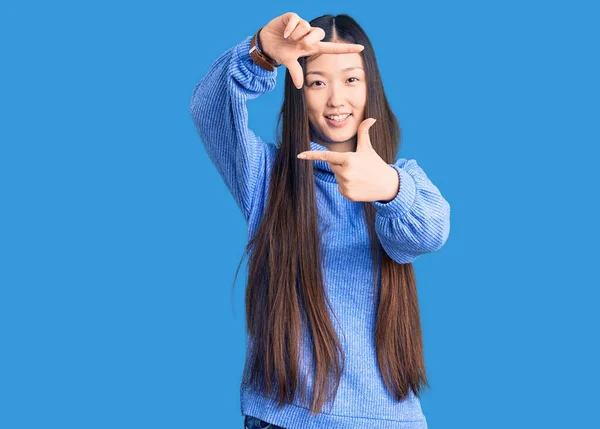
[[189, 34, 451, 429]]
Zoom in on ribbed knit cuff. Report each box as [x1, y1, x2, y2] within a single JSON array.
[[235, 35, 279, 78], [371, 164, 417, 218]]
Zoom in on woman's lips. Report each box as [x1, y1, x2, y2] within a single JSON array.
[[325, 114, 352, 127]]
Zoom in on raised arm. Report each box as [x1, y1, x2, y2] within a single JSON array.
[[371, 158, 451, 263], [189, 34, 278, 222]]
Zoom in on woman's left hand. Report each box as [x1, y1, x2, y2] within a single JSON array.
[[297, 118, 399, 203]]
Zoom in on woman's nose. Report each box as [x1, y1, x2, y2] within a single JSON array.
[[327, 88, 346, 107]]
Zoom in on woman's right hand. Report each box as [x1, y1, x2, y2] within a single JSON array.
[[258, 12, 365, 89]]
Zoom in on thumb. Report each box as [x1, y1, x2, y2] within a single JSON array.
[[356, 118, 377, 152], [287, 60, 304, 89]]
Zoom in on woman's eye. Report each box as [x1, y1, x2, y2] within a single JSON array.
[[309, 78, 360, 87]]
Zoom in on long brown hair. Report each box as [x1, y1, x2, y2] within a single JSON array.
[[232, 14, 429, 415]]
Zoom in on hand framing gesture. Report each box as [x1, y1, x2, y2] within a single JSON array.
[[259, 12, 365, 89], [297, 119, 400, 203]]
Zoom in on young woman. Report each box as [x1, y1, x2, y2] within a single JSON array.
[[190, 12, 451, 429]]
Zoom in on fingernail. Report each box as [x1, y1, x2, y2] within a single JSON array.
[[297, 153, 306, 159]]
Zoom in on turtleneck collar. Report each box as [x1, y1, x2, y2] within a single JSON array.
[[309, 141, 337, 183]]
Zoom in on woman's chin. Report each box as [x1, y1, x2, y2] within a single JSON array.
[[326, 130, 356, 142]]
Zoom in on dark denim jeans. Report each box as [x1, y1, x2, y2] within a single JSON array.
[[244, 415, 285, 429]]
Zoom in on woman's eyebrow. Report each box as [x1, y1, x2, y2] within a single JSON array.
[[305, 67, 364, 77]]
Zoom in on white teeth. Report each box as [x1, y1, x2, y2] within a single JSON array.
[[326, 114, 351, 121]]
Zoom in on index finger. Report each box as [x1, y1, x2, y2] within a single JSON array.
[[316, 42, 365, 54], [297, 150, 349, 165]]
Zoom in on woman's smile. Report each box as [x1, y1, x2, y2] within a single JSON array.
[[325, 113, 353, 127]]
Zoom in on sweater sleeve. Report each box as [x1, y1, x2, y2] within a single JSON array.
[[371, 158, 451, 263], [189, 35, 278, 221]]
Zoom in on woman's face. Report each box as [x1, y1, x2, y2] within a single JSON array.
[[303, 49, 367, 153]]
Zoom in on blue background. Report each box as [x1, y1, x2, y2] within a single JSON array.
[[2, 1, 599, 428]]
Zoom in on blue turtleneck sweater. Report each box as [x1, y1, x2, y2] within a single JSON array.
[[189, 34, 451, 429]]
